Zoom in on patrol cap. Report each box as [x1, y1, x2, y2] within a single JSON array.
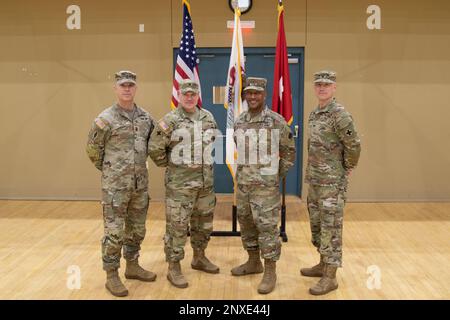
[[313, 70, 336, 84], [115, 70, 137, 85], [179, 79, 199, 94], [243, 77, 267, 92]]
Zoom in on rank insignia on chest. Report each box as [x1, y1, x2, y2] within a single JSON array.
[[264, 119, 273, 127], [346, 129, 353, 136]]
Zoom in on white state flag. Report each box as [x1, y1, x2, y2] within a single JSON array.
[[225, 8, 247, 180]]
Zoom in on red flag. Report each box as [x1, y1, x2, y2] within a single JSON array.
[[272, 1, 293, 125]]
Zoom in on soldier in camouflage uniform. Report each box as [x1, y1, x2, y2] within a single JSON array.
[[301, 70, 361, 295], [86, 71, 156, 297], [148, 79, 219, 289], [231, 77, 296, 294]]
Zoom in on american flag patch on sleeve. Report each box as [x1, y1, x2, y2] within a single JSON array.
[[95, 118, 106, 129], [158, 119, 170, 132]]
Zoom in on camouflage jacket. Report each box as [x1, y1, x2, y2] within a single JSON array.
[[148, 106, 217, 190], [86, 103, 154, 190], [305, 98, 361, 186], [233, 107, 296, 186]]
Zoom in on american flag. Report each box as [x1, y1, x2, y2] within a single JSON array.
[[171, 0, 202, 109]]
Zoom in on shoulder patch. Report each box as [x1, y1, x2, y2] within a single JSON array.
[[334, 109, 353, 130], [158, 119, 170, 132], [95, 118, 106, 129]]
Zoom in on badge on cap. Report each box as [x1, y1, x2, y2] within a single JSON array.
[[179, 79, 199, 94], [313, 70, 337, 84], [243, 77, 267, 92], [115, 70, 137, 85]]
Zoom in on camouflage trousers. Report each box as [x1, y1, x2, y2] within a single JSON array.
[[307, 184, 346, 267], [164, 186, 216, 262], [101, 188, 149, 271], [236, 184, 281, 261]]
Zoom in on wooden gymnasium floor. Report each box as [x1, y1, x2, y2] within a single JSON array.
[[0, 197, 449, 300]]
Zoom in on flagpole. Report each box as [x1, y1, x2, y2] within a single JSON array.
[[280, 0, 287, 240], [232, 179, 238, 232], [212, 3, 242, 238], [232, 3, 240, 233], [275, 0, 289, 242], [280, 178, 287, 241], [278, 0, 288, 242]]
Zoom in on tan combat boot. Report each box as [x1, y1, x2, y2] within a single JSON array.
[[257, 259, 277, 294], [231, 250, 264, 276], [167, 261, 188, 288], [309, 264, 339, 295], [125, 259, 157, 282], [300, 255, 324, 277], [191, 249, 220, 274], [105, 269, 128, 297]]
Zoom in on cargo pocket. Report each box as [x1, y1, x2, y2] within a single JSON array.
[[101, 190, 114, 214], [335, 192, 345, 228], [166, 199, 189, 238], [101, 190, 114, 206], [166, 198, 181, 223], [102, 190, 125, 208], [101, 190, 115, 222]]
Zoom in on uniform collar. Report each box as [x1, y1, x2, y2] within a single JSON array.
[[245, 106, 269, 122], [314, 97, 337, 114], [114, 103, 143, 120], [176, 105, 206, 121]]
